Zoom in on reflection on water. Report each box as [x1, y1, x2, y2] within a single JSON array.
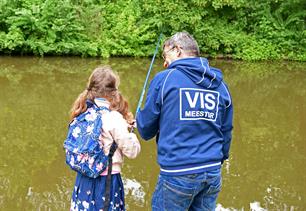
[[216, 201, 267, 211], [0, 56, 305, 210], [25, 177, 71, 210], [123, 178, 146, 208]]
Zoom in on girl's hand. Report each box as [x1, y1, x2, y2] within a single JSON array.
[[125, 112, 136, 132], [128, 119, 137, 133], [128, 119, 136, 128]]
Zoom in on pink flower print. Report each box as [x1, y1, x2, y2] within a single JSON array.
[[82, 201, 89, 209], [80, 153, 89, 164], [77, 154, 84, 162], [96, 162, 104, 171], [88, 156, 95, 165], [69, 156, 75, 167], [85, 109, 97, 121], [86, 124, 94, 133], [72, 127, 81, 138], [88, 157, 95, 169]]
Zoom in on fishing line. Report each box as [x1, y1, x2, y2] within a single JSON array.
[[135, 33, 163, 117], [129, 33, 163, 133]]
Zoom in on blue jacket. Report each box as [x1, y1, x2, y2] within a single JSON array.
[[136, 57, 233, 176]]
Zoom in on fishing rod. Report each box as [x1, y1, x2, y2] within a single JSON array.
[[135, 33, 163, 117], [130, 33, 163, 132]]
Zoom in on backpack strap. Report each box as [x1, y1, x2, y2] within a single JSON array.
[[87, 99, 119, 210], [86, 99, 109, 112], [104, 141, 118, 211]]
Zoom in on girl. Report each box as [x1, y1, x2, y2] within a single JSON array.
[[69, 66, 141, 211]]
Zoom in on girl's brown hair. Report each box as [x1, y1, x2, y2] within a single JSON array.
[[70, 66, 133, 122]]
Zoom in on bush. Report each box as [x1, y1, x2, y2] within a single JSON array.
[[0, 0, 305, 61]]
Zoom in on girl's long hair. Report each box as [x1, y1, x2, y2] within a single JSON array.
[[70, 66, 133, 122]]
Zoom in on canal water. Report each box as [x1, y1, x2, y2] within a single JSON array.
[[0, 56, 305, 210]]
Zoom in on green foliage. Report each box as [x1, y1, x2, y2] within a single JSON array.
[[0, 0, 97, 56], [0, 0, 305, 60]]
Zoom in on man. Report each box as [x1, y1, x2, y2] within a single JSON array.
[[136, 32, 233, 211]]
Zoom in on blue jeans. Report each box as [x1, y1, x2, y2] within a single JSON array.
[[152, 169, 222, 211]]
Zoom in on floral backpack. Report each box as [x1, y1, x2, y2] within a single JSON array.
[[63, 100, 117, 178]]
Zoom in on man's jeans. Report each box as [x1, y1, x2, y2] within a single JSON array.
[[152, 168, 222, 211]]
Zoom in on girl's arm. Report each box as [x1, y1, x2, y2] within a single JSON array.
[[107, 111, 141, 159]]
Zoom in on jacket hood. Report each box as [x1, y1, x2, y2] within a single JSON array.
[[168, 57, 223, 89]]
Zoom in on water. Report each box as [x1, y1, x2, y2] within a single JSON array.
[[0, 56, 305, 210]]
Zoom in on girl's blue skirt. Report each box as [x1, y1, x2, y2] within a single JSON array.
[[70, 173, 125, 211]]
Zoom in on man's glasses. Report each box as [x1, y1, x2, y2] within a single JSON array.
[[162, 46, 176, 60]]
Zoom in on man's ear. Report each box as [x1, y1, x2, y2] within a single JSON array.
[[163, 61, 169, 68]]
